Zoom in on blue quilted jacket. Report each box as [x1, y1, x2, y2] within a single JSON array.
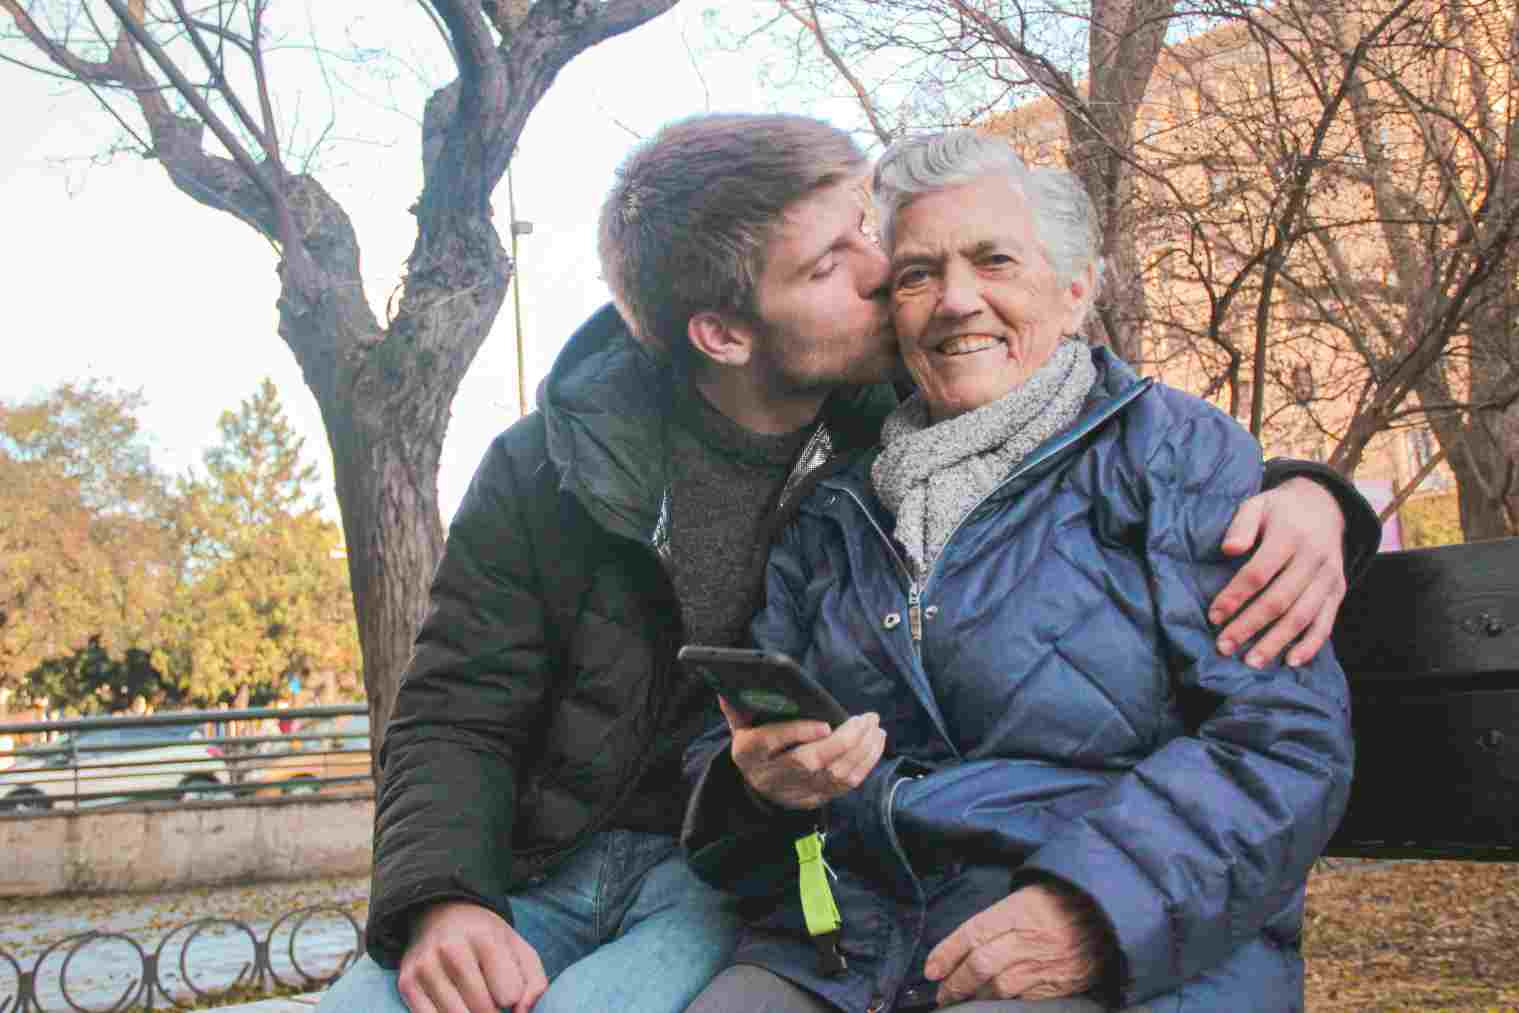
[[683, 349, 1354, 1012]]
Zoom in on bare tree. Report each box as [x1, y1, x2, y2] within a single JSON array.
[[1134, 1, 1413, 420], [1138, 0, 1519, 538], [1, 0, 679, 762], [1325, 0, 1519, 537]]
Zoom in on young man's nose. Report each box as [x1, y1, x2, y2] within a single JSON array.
[[858, 243, 890, 299]]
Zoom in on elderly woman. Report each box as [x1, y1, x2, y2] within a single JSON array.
[[681, 129, 1354, 1013]]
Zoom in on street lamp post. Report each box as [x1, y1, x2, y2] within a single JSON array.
[[506, 163, 534, 417]]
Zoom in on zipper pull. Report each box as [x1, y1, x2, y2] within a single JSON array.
[[908, 585, 923, 643], [796, 830, 847, 976]]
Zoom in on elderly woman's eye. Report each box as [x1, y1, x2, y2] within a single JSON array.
[[893, 268, 929, 291]]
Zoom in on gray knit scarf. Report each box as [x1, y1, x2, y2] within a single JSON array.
[[872, 339, 1097, 581]]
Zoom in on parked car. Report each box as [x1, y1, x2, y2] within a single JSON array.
[[0, 724, 233, 812], [239, 714, 372, 796]]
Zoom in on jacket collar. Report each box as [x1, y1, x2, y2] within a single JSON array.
[[819, 346, 1153, 507], [540, 303, 896, 550]]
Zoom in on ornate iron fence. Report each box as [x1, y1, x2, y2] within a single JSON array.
[[0, 903, 358, 1011]]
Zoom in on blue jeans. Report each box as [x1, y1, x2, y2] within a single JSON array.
[[317, 830, 740, 1013]]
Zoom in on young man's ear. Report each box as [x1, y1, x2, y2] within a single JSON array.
[[687, 311, 754, 369]]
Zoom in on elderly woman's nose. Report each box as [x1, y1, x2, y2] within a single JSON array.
[[936, 263, 981, 318]]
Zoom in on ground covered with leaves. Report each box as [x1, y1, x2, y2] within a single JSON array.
[[1305, 860, 1519, 1010], [0, 875, 369, 950], [2, 862, 1516, 1010]]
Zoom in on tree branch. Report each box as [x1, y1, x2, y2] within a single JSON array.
[[185, 17, 253, 56], [166, 0, 277, 163], [249, 0, 281, 168], [677, 5, 710, 112], [100, 0, 283, 213], [1245, 0, 1417, 433], [2, 0, 120, 82], [415, 0, 507, 226], [417, 0, 678, 232], [778, 0, 893, 145], [417, 0, 459, 65], [1379, 444, 1449, 523]]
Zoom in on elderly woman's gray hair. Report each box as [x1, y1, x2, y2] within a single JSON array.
[[873, 129, 1105, 298]]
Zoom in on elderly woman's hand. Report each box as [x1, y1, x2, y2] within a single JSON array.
[[924, 880, 1113, 1007], [723, 698, 887, 807], [1209, 476, 1348, 669], [719, 696, 887, 810]]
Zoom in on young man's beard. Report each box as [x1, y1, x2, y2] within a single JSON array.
[[747, 318, 897, 397]]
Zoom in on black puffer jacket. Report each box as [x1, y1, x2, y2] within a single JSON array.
[[363, 305, 896, 965]]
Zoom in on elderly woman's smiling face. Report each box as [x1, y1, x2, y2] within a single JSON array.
[[888, 173, 1091, 423]]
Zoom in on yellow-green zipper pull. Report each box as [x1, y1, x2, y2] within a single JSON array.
[[796, 830, 847, 976]]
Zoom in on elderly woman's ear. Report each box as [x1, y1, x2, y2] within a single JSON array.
[[1064, 264, 1098, 335]]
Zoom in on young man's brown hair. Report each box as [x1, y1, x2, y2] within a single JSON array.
[[597, 113, 866, 368]]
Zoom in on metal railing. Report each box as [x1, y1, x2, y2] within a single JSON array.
[[0, 902, 359, 1011], [0, 706, 373, 813]]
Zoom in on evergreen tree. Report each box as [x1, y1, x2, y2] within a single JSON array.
[[159, 380, 359, 704]]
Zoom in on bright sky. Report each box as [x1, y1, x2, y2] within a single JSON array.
[[1, 2, 817, 523]]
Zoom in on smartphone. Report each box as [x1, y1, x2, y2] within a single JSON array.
[[677, 645, 850, 728]]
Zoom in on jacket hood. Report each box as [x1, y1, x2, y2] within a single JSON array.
[[540, 302, 898, 547], [540, 303, 673, 546]]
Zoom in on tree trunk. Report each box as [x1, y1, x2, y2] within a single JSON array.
[[1066, 125, 1146, 361], [1445, 435, 1516, 541], [1417, 368, 1519, 543], [274, 173, 511, 766], [1095, 184, 1148, 363], [326, 408, 448, 766]]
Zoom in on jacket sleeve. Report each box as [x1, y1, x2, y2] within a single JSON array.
[[681, 521, 820, 896], [1262, 457, 1382, 584], [1016, 407, 1355, 1006], [364, 424, 559, 967]]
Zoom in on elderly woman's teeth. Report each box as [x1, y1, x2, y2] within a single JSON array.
[[938, 335, 1003, 356]]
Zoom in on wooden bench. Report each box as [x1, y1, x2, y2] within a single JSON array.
[[1326, 536, 1519, 860]]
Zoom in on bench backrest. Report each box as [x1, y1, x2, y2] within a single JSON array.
[[1328, 535, 1519, 860]]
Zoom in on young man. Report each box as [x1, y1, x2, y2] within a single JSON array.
[[316, 114, 1378, 1013]]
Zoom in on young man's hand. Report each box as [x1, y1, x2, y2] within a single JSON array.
[[398, 901, 547, 1013], [1211, 476, 1348, 669], [720, 696, 886, 810]]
